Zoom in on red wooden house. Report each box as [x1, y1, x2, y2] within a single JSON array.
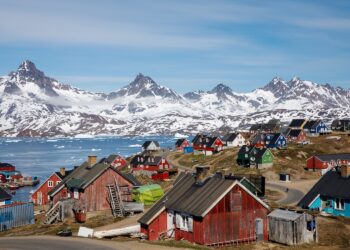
[[130, 155, 171, 172], [306, 153, 350, 174], [192, 134, 224, 154], [31, 167, 71, 205], [48, 156, 140, 212], [175, 139, 190, 151], [287, 129, 307, 143], [102, 154, 127, 170], [138, 167, 269, 246]]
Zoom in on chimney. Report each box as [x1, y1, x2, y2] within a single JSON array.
[[60, 167, 66, 177], [195, 166, 210, 183], [88, 155, 97, 167], [340, 164, 350, 178]]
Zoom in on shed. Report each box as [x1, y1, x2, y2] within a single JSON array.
[[279, 173, 290, 182], [268, 209, 317, 245], [132, 184, 164, 205]]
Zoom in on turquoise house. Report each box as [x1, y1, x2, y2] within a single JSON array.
[[298, 166, 350, 217]]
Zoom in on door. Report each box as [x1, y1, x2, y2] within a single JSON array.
[[255, 218, 263, 241], [38, 191, 42, 205], [167, 211, 175, 237]]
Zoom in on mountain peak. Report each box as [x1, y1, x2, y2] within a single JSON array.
[[108, 73, 181, 100], [211, 83, 233, 93], [18, 60, 38, 72]]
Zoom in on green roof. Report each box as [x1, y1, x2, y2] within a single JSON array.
[[66, 178, 85, 189]]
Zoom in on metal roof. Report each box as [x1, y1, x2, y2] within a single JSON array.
[[268, 209, 303, 221]]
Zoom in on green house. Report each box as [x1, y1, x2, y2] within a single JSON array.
[[237, 146, 254, 166], [132, 184, 164, 205], [237, 146, 274, 169], [249, 147, 274, 169]]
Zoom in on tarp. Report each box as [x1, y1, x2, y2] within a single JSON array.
[[132, 184, 164, 205]]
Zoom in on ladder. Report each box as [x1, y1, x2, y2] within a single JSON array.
[[107, 183, 125, 218], [45, 201, 62, 224]]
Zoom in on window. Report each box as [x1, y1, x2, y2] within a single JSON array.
[[176, 213, 193, 232], [56, 181, 61, 185], [48, 181, 53, 187], [73, 189, 79, 199], [334, 198, 345, 210]]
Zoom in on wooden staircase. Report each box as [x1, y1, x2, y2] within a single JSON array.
[[45, 201, 62, 224], [107, 183, 125, 218]]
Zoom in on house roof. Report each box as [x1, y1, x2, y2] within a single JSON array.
[[142, 141, 160, 149], [55, 169, 74, 180], [288, 129, 303, 137], [304, 120, 321, 130], [266, 133, 284, 145], [130, 155, 164, 166], [192, 134, 206, 144], [48, 161, 138, 196], [268, 209, 303, 221], [175, 139, 187, 147], [251, 147, 270, 159], [250, 133, 264, 145], [139, 172, 269, 225], [193, 135, 221, 148], [0, 186, 12, 201], [315, 153, 350, 162], [238, 145, 254, 155], [298, 170, 350, 208], [0, 162, 15, 169], [222, 133, 239, 142], [289, 119, 306, 128], [138, 172, 196, 225], [331, 119, 350, 127], [102, 154, 124, 165]]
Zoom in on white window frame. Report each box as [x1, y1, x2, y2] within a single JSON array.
[[48, 180, 53, 187], [334, 198, 345, 210]]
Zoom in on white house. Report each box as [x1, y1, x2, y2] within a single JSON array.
[[222, 133, 246, 147]]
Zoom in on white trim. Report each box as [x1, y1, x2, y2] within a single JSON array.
[[307, 193, 320, 207], [31, 173, 61, 197], [201, 180, 269, 217]]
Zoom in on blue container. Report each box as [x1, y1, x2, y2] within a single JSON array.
[[183, 147, 194, 154], [0, 203, 34, 231]]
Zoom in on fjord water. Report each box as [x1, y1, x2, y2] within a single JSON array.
[[0, 136, 177, 202]]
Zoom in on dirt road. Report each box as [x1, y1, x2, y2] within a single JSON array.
[[0, 235, 188, 250]]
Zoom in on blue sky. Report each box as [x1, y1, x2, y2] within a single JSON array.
[[0, 0, 349, 93]]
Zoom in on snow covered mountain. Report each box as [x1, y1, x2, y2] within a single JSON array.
[[0, 60, 349, 137]]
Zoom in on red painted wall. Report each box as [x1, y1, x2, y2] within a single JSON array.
[[132, 159, 171, 172], [174, 185, 268, 245], [306, 156, 349, 170], [176, 140, 190, 151], [32, 174, 62, 205], [141, 210, 168, 241], [111, 156, 127, 170], [78, 168, 134, 212]]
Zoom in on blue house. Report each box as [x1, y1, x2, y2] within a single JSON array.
[[303, 120, 330, 136], [298, 166, 350, 217], [0, 186, 12, 206], [264, 133, 287, 149]]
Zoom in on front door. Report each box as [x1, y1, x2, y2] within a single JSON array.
[[255, 218, 263, 241], [37, 191, 42, 205], [167, 211, 175, 237]]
